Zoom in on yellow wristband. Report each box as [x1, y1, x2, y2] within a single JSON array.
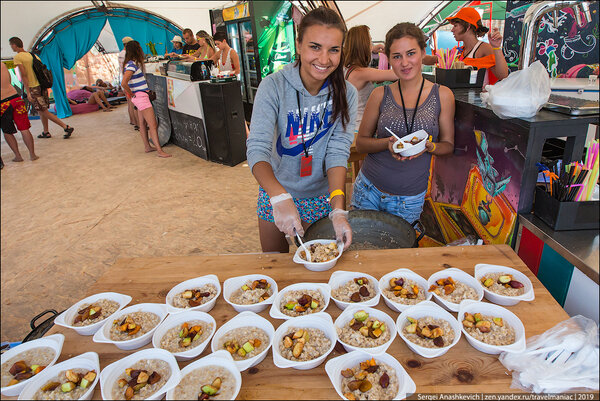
[[428, 142, 437, 153], [328, 189, 345, 202], [492, 47, 502, 50]]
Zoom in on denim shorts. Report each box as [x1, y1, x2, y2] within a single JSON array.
[[350, 171, 426, 224]]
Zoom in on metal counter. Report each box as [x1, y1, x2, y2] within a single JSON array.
[[517, 213, 599, 283]]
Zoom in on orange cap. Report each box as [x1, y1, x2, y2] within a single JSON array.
[[445, 7, 482, 27]]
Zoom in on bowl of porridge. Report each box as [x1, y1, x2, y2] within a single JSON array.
[[165, 274, 221, 314], [18, 352, 99, 400], [272, 313, 337, 370], [269, 283, 331, 320], [329, 271, 380, 310], [99, 348, 181, 400], [223, 274, 278, 313], [378, 269, 432, 312], [396, 301, 461, 358], [210, 311, 274, 372], [1, 334, 64, 397], [474, 264, 535, 306], [152, 311, 216, 361], [54, 292, 132, 336], [293, 239, 344, 272], [93, 303, 168, 351], [458, 300, 526, 354], [334, 307, 396, 355], [427, 268, 483, 312], [166, 350, 241, 400], [325, 351, 416, 400]]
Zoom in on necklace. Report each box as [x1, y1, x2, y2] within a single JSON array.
[[398, 76, 425, 135]]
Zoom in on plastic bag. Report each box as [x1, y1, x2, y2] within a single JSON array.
[[499, 315, 599, 393], [480, 60, 551, 119]]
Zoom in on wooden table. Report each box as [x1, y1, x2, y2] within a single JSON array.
[[4, 245, 575, 399]]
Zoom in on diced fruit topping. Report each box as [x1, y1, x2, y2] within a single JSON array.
[[354, 277, 368, 286], [464, 313, 475, 322], [344, 392, 356, 400], [242, 341, 255, 353], [483, 278, 494, 287], [474, 313, 483, 322], [475, 320, 492, 333], [430, 277, 457, 296], [509, 280, 524, 289], [241, 284, 250, 291], [201, 385, 218, 396], [121, 368, 160, 399], [353, 310, 368, 322], [493, 317, 504, 327], [65, 370, 80, 383], [61, 382, 76, 393], [148, 372, 161, 385], [350, 292, 361, 302], [284, 302, 296, 310], [182, 289, 211, 307], [404, 318, 446, 347], [341, 369, 354, 378], [359, 286, 370, 297], [310, 300, 319, 309], [379, 372, 390, 388], [41, 382, 61, 391], [498, 275, 512, 284]]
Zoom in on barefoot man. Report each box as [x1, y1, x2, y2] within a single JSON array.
[[1, 61, 38, 162]]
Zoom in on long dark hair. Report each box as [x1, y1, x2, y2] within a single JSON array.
[[451, 18, 489, 38], [344, 25, 371, 69], [385, 23, 427, 57], [123, 40, 146, 74], [296, 7, 349, 129]]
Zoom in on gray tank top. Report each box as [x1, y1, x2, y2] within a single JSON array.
[[361, 82, 441, 196]]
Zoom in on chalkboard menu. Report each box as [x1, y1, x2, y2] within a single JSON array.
[[169, 109, 209, 160], [145, 74, 171, 146], [502, 0, 599, 77]]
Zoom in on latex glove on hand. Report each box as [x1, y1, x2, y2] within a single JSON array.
[[270, 192, 303, 237], [329, 209, 352, 250]]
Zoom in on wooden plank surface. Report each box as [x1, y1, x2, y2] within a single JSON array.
[[2, 245, 572, 399]]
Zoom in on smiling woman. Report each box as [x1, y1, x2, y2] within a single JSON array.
[[246, 7, 358, 254]]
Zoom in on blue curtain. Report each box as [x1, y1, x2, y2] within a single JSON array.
[[108, 13, 181, 56]]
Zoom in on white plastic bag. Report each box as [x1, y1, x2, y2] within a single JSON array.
[[480, 60, 551, 119]]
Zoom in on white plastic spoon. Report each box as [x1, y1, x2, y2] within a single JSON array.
[[385, 127, 403, 142], [295, 229, 311, 262]]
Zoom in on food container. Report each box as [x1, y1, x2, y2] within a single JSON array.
[[392, 129, 428, 157], [269, 283, 331, 320], [152, 311, 216, 361], [165, 274, 221, 314], [292, 239, 344, 272], [457, 300, 526, 354], [334, 306, 396, 355], [378, 268, 432, 312], [435, 67, 485, 89], [427, 268, 483, 312], [210, 311, 274, 372], [272, 313, 337, 370], [396, 300, 461, 358], [474, 264, 535, 306], [99, 348, 181, 400], [54, 292, 132, 336], [328, 271, 381, 310], [18, 352, 100, 400], [222, 274, 278, 313], [325, 350, 416, 400], [0, 334, 65, 397], [165, 350, 241, 400], [93, 303, 168, 351]]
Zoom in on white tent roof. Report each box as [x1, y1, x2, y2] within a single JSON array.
[[1, 1, 439, 58]]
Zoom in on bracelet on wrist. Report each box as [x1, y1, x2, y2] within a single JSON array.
[[428, 142, 437, 153], [328, 189, 345, 202], [492, 47, 502, 51]]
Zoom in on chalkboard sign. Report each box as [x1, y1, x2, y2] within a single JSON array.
[[169, 109, 209, 160], [145, 74, 171, 146]]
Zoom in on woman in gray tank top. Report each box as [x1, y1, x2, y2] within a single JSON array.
[[351, 23, 456, 224]]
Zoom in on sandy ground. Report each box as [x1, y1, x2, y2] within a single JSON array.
[[0, 104, 262, 341]]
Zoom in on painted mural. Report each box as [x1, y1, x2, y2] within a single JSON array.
[[502, 0, 599, 77]]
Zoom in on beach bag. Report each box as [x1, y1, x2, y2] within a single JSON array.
[[29, 52, 53, 90]]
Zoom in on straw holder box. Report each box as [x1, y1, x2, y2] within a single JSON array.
[[435, 68, 485, 89], [533, 186, 599, 231]]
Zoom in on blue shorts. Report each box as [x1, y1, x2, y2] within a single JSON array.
[[350, 170, 426, 224], [257, 187, 332, 224]]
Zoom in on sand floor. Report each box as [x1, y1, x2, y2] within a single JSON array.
[[1, 104, 262, 341]]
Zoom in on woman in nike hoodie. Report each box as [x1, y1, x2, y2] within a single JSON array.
[[247, 7, 358, 253]]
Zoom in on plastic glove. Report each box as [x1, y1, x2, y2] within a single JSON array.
[[270, 192, 303, 237], [329, 209, 352, 250]]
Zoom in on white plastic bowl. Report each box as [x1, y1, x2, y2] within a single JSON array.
[[165, 274, 221, 314], [457, 300, 526, 354], [54, 292, 132, 336], [165, 350, 241, 400], [93, 303, 168, 351], [99, 348, 181, 400], [427, 268, 484, 312], [210, 311, 275, 372], [152, 311, 216, 361], [269, 283, 331, 320], [378, 269, 432, 313], [325, 350, 416, 400], [334, 306, 396, 355], [223, 274, 278, 313], [293, 239, 344, 272], [474, 264, 535, 306], [396, 300, 461, 358], [392, 129, 428, 157], [18, 352, 100, 400], [272, 313, 337, 370], [328, 271, 381, 310], [0, 334, 64, 397]]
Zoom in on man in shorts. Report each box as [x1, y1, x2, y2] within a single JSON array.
[[10, 37, 74, 139], [1, 61, 38, 162]]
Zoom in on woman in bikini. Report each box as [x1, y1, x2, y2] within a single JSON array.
[[211, 31, 240, 75]]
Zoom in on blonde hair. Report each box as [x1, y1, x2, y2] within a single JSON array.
[[196, 30, 216, 51], [344, 25, 372, 69]]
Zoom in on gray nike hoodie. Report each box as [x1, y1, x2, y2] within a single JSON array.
[[247, 62, 357, 199]]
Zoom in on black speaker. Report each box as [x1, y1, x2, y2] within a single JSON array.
[[199, 81, 247, 166]]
